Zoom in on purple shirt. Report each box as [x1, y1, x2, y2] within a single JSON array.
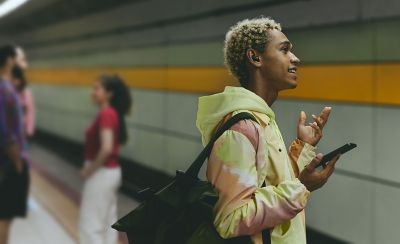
[[0, 78, 27, 161]]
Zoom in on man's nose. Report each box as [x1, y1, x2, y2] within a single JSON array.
[[290, 53, 300, 65]]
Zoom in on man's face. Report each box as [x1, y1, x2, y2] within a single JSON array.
[[5, 56, 15, 72], [16, 47, 28, 70], [259, 29, 300, 91]]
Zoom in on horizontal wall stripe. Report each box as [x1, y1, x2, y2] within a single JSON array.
[[375, 64, 400, 105], [26, 18, 400, 65], [25, 17, 400, 64], [24, 19, 375, 63], [28, 67, 238, 94], [28, 64, 400, 106], [30, 41, 225, 68], [27, 21, 376, 64], [35, 102, 201, 142], [280, 64, 374, 104], [335, 168, 400, 190]]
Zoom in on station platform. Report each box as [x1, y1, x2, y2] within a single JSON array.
[[9, 143, 138, 244]]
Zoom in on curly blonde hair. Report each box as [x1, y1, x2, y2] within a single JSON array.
[[224, 17, 282, 87]]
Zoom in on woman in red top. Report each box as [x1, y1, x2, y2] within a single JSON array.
[[79, 75, 132, 244]]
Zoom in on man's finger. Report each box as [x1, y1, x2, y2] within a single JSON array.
[[322, 154, 340, 178], [298, 111, 307, 126], [312, 114, 323, 128], [307, 153, 323, 171], [309, 122, 322, 136], [319, 107, 332, 126]]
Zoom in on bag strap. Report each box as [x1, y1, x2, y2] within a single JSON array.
[[185, 112, 258, 178]]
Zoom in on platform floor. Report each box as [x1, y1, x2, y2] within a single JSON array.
[[9, 143, 139, 244], [9, 197, 74, 244]]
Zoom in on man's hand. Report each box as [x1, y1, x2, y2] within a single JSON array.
[[5, 143, 23, 173], [14, 159, 23, 173], [297, 107, 331, 146], [298, 153, 339, 192]]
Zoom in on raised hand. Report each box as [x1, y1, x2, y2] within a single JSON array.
[[297, 107, 331, 146]]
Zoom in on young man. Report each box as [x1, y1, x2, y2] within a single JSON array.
[[0, 45, 29, 244], [196, 17, 339, 244]]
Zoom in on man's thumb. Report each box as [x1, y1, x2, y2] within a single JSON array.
[[307, 153, 323, 171], [298, 111, 306, 126]]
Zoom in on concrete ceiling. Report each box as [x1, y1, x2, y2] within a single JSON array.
[[0, 0, 142, 33]]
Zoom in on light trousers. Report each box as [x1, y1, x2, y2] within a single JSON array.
[[79, 166, 122, 244]]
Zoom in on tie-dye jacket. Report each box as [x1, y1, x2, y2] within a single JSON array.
[[196, 86, 316, 244]]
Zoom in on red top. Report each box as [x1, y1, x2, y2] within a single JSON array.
[[84, 107, 120, 168]]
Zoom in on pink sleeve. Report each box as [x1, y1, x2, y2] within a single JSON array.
[[24, 89, 35, 137]]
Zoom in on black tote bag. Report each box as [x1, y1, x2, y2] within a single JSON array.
[[112, 112, 270, 244]]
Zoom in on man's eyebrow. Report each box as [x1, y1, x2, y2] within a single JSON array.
[[279, 40, 292, 47]]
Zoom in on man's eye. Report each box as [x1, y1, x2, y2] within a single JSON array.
[[282, 47, 289, 53]]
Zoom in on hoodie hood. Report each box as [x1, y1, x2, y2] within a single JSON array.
[[196, 86, 275, 145]]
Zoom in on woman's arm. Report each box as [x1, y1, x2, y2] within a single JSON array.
[[80, 128, 113, 178]]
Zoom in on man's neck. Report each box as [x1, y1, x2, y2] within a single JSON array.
[[247, 76, 278, 107], [0, 71, 10, 81]]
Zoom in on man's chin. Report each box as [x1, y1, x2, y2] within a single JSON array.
[[280, 80, 298, 91]]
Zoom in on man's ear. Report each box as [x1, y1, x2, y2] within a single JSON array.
[[7, 57, 14, 67], [246, 49, 262, 68]]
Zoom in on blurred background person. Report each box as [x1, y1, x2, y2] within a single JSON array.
[[13, 47, 35, 139], [79, 75, 132, 244], [0, 45, 29, 244], [11, 66, 35, 139]]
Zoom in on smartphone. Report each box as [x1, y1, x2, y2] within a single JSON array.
[[316, 143, 357, 168]]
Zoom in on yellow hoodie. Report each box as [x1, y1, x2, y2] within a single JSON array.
[[196, 86, 316, 244]]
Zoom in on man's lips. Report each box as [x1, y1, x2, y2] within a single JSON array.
[[288, 67, 297, 74]]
